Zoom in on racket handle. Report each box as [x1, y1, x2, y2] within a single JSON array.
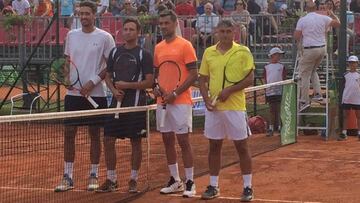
[[114, 101, 121, 119], [211, 96, 218, 106], [160, 106, 166, 128], [87, 96, 99, 109]]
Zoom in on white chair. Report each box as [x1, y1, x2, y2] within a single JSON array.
[[192, 89, 205, 116], [10, 92, 41, 115]]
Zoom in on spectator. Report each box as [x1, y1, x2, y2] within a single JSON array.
[[12, 0, 31, 15], [195, 0, 206, 15], [2, 0, 15, 16], [220, 0, 237, 12], [268, 0, 277, 14], [350, 0, 360, 13], [156, 0, 175, 11], [338, 55, 360, 141], [34, 0, 53, 17], [60, 0, 76, 28], [119, 0, 136, 20], [193, 2, 219, 47], [247, 0, 260, 14], [70, 2, 81, 29], [325, 0, 335, 12], [175, 0, 196, 16], [263, 47, 286, 136], [231, 0, 250, 45], [96, 0, 109, 27], [110, 0, 122, 16], [255, 0, 268, 13], [97, 0, 109, 16], [148, 0, 156, 14], [274, 0, 286, 12], [346, 2, 354, 56], [294, 1, 340, 112]]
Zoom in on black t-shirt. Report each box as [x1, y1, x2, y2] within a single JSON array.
[[107, 45, 153, 107]]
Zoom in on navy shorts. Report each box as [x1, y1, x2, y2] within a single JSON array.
[[104, 111, 147, 139], [64, 95, 108, 126], [342, 103, 360, 110], [266, 95, 282, 104]]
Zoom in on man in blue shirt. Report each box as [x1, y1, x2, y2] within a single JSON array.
[[61, 0, 76, 28]]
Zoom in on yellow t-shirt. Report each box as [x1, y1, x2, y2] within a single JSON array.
[[199, 42, 254, 111]]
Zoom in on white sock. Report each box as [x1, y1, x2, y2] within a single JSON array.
[[342, 130, 347, 135], [90, 164, 99, 176], [185, 167, 194, 181], [64, 162, 74, 179], [243, 174, 252, 188], [269, 125, 273, 130], [168, 163, 180, 181], [130, 169, 138, 181], [107, 170, 117, 183], [210, 176, 218, 187]]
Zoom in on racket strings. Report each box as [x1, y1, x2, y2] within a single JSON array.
[[158, 62, 181, 93]]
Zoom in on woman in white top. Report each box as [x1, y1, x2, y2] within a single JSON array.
[[339, 55, 360, 141], [230, 0, 250, 45]]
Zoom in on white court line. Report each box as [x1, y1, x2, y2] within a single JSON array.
[[0, 186, 127, 194], [272, 157, 360, 163], [168, 194, 322, 203], [291, 149, 360, 154]]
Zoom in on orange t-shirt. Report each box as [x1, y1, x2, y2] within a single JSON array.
[[35, 0, 53, 17], [153, 36, 197, 105]]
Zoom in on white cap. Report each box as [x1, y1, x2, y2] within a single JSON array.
[[347, 55, 359, 62], [268, 47, 285, 57], [280, 4, 287, 11]]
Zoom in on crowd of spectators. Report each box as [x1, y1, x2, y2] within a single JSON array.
[[0, 0, 359, 50]]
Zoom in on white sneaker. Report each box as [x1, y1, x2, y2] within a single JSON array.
[[183, 179, 196, 198], [299, 102, 310, 112], [312, 94, 323, 102], [160, 176, 184, 194], [87, 173, 99, 191]]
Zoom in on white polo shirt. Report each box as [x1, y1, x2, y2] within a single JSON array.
[[64, 28, 115, 97], [295, 12, 332, 47], [342, 71, 360, 105], [12, 0, 30, 15], [264, 63, 285, 96], [97, 0, 109, 13], [196, 13, 219, 34]]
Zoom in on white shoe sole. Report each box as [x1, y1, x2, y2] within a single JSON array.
[[183, 191, 196, 198]]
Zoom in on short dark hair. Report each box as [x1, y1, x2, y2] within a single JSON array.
[[216, 19, 234, 28], [159, 9, 177, 22], [123, 17, 141, 31], [79, 0, 97, 14]]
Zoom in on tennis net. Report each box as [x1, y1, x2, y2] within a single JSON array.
[[0, 79, 296, 202]]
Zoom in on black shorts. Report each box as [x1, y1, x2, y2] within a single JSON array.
[[342, 103, 360, 110], [64, 95, 108, 126], [266, 95, 282, 104], [104, 111, 147, 139]]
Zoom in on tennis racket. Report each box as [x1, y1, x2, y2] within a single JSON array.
[[49, 57, 99, 108], [155, 60, 181, 128], [212, 49, 253, 105], [111, 52, 140, 119]]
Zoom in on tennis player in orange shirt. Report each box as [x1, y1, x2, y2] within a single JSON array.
[[153, 10, 198, 198]]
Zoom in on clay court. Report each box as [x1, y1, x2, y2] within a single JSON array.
[[136, 135, 360, 203], [1, 118, 359, 203]]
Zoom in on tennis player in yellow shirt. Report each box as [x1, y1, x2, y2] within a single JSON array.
[[199, 19, 254, 201]]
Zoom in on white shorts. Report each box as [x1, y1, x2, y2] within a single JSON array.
[[204, 110, 251, 141], [156, 104, 192, 134]]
